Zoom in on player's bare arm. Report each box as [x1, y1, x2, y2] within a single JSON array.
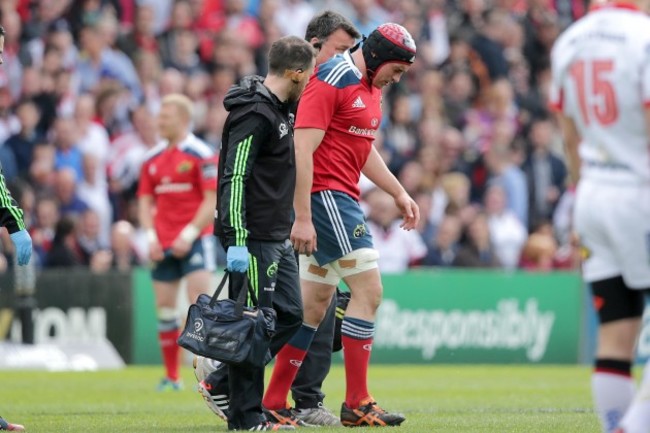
[[170, 189, 216, 258], [556, 113, 581, 185], [361, 146, 420, 230], [138, 194, 164, 261], [291, 127, 325, 256]]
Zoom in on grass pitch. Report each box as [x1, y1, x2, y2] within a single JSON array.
[[1, 364, 601, 432]]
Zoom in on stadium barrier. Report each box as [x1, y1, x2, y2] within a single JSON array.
[[0, 269, 131, 366], [1, 268, 648, 365]]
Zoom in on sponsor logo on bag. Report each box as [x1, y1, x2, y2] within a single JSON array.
[[184, 318, 205, 342]]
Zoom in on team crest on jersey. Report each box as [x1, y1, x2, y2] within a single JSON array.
[[149, 164, 156, 175], [279, 123, 288, 139], [371, 118, 379, 127], [177, 160, 193, 173], [353, 224, 367, 238], [288, 113, 295, 126]]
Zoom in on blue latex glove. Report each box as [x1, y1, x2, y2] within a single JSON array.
[[227, 246, 249, 272], [10, 229, 32, 266]]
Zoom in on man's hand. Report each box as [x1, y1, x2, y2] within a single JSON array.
[[148, 239, 165, 262], [10, 229, 32, 266], [394, 192, 420, 231], [227, 246, 250, 272], [170, 237, 192, 258], [291, 217, 317, 256]]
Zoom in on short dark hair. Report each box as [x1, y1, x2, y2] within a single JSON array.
[[304, 10, 360, 46], [268, 36, 315, 75], [0, 25, 5, 37]]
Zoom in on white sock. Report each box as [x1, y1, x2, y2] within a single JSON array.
[[619, 361, 650, 433], [592, 371, 636, 433]]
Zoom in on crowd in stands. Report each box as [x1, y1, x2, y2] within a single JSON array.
[[0, 0, 585, 274]]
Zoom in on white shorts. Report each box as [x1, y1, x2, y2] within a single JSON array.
[[574, 179, 650, 288]]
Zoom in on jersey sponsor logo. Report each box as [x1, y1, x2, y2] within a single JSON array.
[[352, 96, 366, 109], [348, 125, 377, 137], [279, 122, 288, 139], [154, 182, 193, 194], [201, 162, 218, 179], [177, 160, 193, 173], [353, 223, 367, 238], [263, 286, 275, 292]]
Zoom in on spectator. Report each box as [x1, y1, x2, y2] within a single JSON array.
[[76, 208, 106, 266], [78, 153, 112, 245], [74, 93, 110, 182], [383, 92, 419, 173], [116, 4, 158, 60], [53, 167, 89, 219], [53, 117, 84, 180], [484, 142, 528, 226], [454, 211, 500, 268], [109, 220, 142, 272], [45, 216, 81, 268], [108, 105, 158, 217], [5, 99, 42, 180], [422, 213, 463, 267], [365, 188, 427, 273], [31, 196, 59, 265], [76, 22, 141, 100], [483, 183, 527, 270], [523, 113, 567, 229]]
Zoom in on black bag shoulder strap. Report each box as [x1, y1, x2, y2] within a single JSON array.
[[209, 271, 259, 315]]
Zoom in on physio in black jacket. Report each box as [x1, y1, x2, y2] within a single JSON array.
[[214, 35, 316, 432], [0, 24, 33, 433]]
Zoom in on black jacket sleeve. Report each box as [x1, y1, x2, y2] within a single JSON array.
[[218, 112, 270, 247], [0, 166, 25, 234]]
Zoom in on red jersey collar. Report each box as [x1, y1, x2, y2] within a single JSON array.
[[590, 1, 642, 13]]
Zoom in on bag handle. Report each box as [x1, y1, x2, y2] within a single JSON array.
[[209, 271, 260, 314]]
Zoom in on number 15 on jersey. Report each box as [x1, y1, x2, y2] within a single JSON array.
[[569, 59, 619, 126]]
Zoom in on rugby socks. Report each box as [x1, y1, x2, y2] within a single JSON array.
[[342, 316, 375, 408], [592, 359, 635, 433], [263, 323, 317, 410], [618, 360, 650, 433], [158, 319, 181, 382]]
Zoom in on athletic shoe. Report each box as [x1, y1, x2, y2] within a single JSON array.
[[0, 416, 25, 431], [293, 403, 342, 426], [157, 377, 183, 392], [198, 380, 229, 421], [340, 398, 406, 427], [264, 407, 314, 427], [193, 355, 221, 383], [246, 421, 296, 431]]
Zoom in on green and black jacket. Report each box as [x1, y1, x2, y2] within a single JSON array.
[[215, 75, 295, 248], [0, 165, 25, 234]]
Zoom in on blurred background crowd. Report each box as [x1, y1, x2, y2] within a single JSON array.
[[0, 0, 586, 274]]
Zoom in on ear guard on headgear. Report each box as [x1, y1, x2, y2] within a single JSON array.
[[362, 23, 417, 80]]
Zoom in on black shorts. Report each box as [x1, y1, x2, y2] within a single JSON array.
[[591, 276, 649, 324]]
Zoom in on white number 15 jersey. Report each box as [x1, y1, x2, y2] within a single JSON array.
[[549, 3, 650, 184]]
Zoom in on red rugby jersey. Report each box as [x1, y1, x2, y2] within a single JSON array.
[[138, 134, 218, 248], [295, 51, 382, 201]]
